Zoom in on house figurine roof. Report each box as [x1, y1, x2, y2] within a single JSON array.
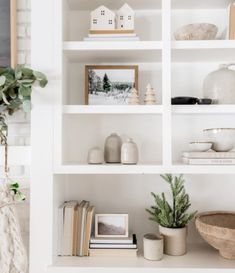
[[117, 3, 134, 14], [91, 5, 115, 17]]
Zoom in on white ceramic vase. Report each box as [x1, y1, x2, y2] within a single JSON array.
[[87, 147, 104, 164], [143, 233, 163, 261], [104, 133, 122, 163], [203, 64, 235, 104], [121, 138, 138, 164], [159, 226, 187, 256]]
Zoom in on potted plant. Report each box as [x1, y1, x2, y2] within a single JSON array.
[[146, 174, 197, 256], [0, 65, 47, 273]]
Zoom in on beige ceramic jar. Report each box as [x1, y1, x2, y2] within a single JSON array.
[[159, 226, 187, 256], [104, 133, 122, 163]]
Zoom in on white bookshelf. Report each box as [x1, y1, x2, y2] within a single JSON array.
[[31, 0, 235, 272]]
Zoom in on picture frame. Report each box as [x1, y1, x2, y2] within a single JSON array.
[[95, 214, 129, 238], [0, 0, 17, 68], [85, 65, 138, 105]]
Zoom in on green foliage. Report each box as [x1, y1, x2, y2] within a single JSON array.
[[0, 65, 48, 115], [146, 174, 197, 228], [103, 73, 112, 92]]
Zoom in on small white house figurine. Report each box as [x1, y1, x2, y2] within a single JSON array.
[[90, 5, 115, 30], [144, 84, 157, 105], [117, 3, 135, 30]]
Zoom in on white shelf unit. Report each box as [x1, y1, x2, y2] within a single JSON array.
[[31, 0, 235, 273]]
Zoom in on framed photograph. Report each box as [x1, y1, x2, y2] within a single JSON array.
[[0, 0, 17, 68], [85, 65, 138, 105], [95, 214, 129, 238]]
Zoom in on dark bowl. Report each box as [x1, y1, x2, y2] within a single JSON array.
[[171, 96, 198, 105], [197, 98, 212, 105]]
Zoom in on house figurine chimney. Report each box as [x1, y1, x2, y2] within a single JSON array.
[[117, 3, 135, 30]]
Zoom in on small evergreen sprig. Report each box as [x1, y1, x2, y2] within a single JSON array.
[[146, 174, 197, 228]]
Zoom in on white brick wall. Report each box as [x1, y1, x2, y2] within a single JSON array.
[[14, 0, 31, 252]]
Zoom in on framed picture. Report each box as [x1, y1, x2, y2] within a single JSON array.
[[0, 0, 17, 68], [85, 65, 138, 105], [95, 214, 129, 238]]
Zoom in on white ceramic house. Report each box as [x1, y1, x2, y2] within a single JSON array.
[[90, 5, 115, 30], [117, 3, 135, 30]]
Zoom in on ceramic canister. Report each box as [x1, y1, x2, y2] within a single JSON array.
[[203, 64, 235, 104], [104, 133, 122, 163], [143, 234, 164, 261], [159, 226, 187, 256], [121, 138, 139, 165], [87, 147, 104, 164]]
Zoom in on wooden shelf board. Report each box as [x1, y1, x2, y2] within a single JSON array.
[[48, 244, 235, 272], [66, 0, 162, 10], [172, 0, 233, 9], [63, 105, 163, 115], [63, 42, 162, 63], [172, 163, 235, 174], [54, 163, 163, 174], [53, 163, 235, 175], [172, 105, 235, 115], [172, 41, 235, 62]]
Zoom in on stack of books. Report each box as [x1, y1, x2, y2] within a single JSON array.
[[84, 30, 140, 41], [182, 151, 235, 165], [89, 234, 138, 257], [58, 200, 94, 256]]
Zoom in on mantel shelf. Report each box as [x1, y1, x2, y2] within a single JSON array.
[[63, 105, 163, 114]]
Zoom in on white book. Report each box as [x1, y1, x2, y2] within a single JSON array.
[[183, 157, 235, 165], [90, 236, 133, 244], [89, 243, 137, 249], [183, 151, 235, 159], [62, 201, 78, 256], [88, 33, 137, 38], [57, 202, 66, 256], [84, 37, 140, 41]]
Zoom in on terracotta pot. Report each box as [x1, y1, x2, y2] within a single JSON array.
[[159, 225, 187, 256]]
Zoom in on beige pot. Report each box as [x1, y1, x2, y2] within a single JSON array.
[[159, 225, 187, 256]]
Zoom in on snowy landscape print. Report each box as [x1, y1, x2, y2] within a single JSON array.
[[86, 66, 137, 105]]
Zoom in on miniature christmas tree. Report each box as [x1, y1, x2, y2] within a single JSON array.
[[144, 84, 157, 105], [128, 88, 140, 105]]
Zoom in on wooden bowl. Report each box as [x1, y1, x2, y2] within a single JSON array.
[[196, 212, 235, 259]]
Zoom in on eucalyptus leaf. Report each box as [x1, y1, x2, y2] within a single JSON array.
[[19, 85, 31, 97], [22, 67, 33, 77], [0, 76, 6, 86], [22, 100, 31, 112]]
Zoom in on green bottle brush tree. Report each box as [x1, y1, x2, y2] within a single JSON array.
[[146, 174, 197, 228]]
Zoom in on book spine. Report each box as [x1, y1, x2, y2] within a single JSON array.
[[182, 152, 235, 159], [89, 244, 137, 249], [183, 157, 235, 165], [229, 4, 235, 39]]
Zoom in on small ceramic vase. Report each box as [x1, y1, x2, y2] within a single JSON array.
[[87, 147, 104, 164], [104, 133, 122, 163], [121, 138, 139, 164], [203, 64, 235, 104], [143, 233, 164, 261], [159, 225, 187, 256]]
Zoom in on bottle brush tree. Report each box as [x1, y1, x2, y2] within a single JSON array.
[[146, 174, 197, 228]]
